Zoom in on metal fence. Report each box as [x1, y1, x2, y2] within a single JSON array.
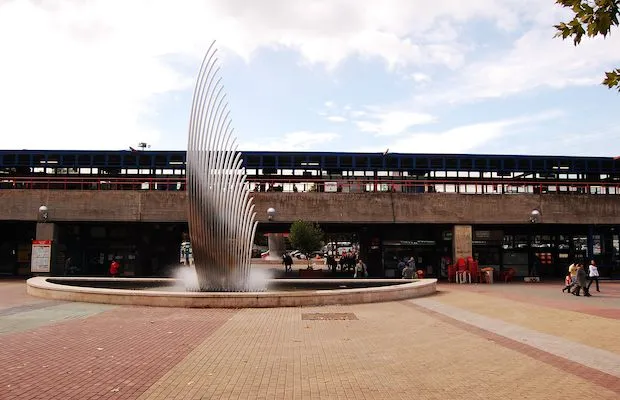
[[2, 176, 620, 195]]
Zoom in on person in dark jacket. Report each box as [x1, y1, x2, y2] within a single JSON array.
[[571, 264, 591, 297], [282, 253, 293, 273]]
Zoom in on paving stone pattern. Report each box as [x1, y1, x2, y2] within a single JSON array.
[[0, 280, 619, 399]]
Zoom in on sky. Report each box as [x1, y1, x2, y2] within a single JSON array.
[[0, 0, 619, 156]]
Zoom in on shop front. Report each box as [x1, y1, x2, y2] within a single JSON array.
[[380, 227, 452, 278], [472, 230, 503, 276]]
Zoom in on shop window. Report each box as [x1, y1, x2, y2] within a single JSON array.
[[558, 235, 570, 251], [593, 235, 603, 255], [90, 226, 106, 238], [514, 235, 528, 249], [532, 235, 555, 249], [474, 247, 500, 265]]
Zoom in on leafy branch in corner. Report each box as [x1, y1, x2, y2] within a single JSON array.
[[553, 0, 620, 90]]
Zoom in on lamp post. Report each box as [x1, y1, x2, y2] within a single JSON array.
[[529, 208, 541, 281], [38, 205, 49, 223]]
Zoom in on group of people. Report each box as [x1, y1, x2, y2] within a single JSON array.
[[281, 251, 368, 278], [562, 260, 600, 297], [397, 257, 419, 279]]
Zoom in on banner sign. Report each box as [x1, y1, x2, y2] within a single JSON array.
[[31, 240, 52, 273]]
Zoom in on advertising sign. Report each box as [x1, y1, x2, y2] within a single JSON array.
[[31, 240, 52, 273]]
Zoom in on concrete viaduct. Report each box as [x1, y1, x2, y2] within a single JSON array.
[[2, 189, 619, 264], [2, 190, 618, 225]]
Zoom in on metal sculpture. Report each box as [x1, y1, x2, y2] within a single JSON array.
[[186, 41, 258, 291]]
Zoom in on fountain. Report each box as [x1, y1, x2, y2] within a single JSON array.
[[26, 41, 437, 307], [186, 41, 257, 292]]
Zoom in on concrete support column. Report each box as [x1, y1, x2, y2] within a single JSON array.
[[36, 223, 57, 242], [452, 225, 472, 262], [267, 233, 286, 261]]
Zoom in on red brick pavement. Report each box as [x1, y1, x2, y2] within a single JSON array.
[[445, 282, 620, 320], [401, 301, 620, 396], [0, 306, 237, 400], [0, 279, 46, 310]]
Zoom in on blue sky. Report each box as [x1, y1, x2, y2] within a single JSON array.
[[0, 0, 619, 156]]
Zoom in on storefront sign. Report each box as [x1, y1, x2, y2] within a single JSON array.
[[474, 230, 504, 242], [324, 182, 338, 192], [31, 240, 52, 273], [383, 240, 436, 246]]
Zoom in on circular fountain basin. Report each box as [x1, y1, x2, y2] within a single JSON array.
[[26, 276, 437, 308]]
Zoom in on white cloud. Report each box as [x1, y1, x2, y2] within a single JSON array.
[[416, 27, 620, 105], [355, 111, 437, 136], [409, 73, 431, 83], [326, 116, 348, 123], [240, 131, 339, 151], [358, 110, 564, 153], [0, 0, 611, 151]]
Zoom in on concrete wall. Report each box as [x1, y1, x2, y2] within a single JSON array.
[[1, 190, 619, 224]]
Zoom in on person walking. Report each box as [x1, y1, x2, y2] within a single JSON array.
[[587, 260, 600, 293], [562, 263, 578, 293], [572, 264, 591, 297], [282, 253, 293, 274]]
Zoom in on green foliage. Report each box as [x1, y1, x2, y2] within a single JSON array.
[[288, 220, 324, 264], [554, 0, 620, 91]]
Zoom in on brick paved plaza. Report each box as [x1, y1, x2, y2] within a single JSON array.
[[1, 279, 618, 400]]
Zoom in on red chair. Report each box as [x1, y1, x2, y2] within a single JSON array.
[[447, 264, 457, 282], [502, 268, 516, 283], [467, 257, 479, 283], [455, 258, 470, 283]]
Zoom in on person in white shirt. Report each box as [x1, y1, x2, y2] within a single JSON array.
[[587, 260, 600, 292]]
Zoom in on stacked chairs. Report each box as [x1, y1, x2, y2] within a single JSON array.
[[447, 264, 457, 282], [467, 257, 479, 283], [455, 258, 471, 283]]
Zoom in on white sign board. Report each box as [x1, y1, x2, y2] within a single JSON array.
[[31, 240, 52, 273], [324, 182, 338, 193]]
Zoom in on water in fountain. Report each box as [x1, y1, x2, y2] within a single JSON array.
[[174, 265, 270, 292]]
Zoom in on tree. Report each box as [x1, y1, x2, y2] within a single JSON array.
[[554, 0, 620, 91], [288, 220, 324, 267]]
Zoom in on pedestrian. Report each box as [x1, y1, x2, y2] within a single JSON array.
[[110, 259, 120, 278], [587, 260, 600, 293], [402, 263, 415, 279], [397, 257, 407, 276], [64, 257, 72, 276], [354, 259, 368, 278], [571, 264, 591, 297], [562, 263, 578, 293], [282, 253, 293, 273]]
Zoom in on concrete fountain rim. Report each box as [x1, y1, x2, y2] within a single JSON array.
[[26, 276, 437, 308]]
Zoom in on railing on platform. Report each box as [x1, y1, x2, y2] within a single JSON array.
[[2, 176, 620, 195]]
